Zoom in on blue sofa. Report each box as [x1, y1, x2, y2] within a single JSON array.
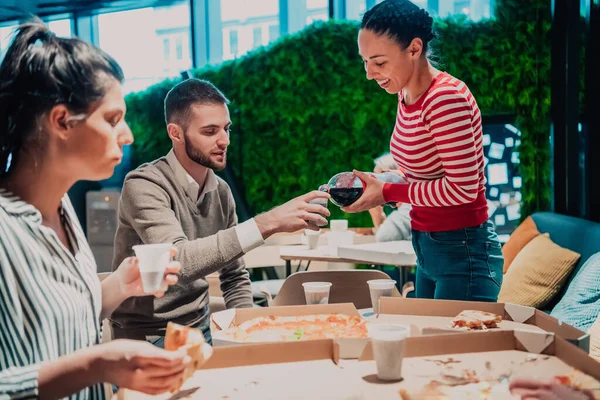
[[530, 212, 600, 311]]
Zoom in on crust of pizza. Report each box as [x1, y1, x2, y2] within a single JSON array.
[[451, 310, 503, 330], [165, 322, 214, 392]]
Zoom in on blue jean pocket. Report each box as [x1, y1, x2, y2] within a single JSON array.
[[485, 241, 503, 288], [426, 230, 467, 246]]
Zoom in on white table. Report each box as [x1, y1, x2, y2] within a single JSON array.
[[280, 240, 417, 284]]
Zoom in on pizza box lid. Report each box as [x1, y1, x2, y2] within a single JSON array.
[[376, 297, 590, 352], [114, 331, 600, 400]]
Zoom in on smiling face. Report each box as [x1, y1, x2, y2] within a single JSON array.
[[358, 28, 423, 95]]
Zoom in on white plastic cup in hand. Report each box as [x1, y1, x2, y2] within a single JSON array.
[[305, 229, 320, 249], [132, 243, 172, 294], [367, 279, 396, 314], [330, 219, 348, 232], [369, 324, 410, 381], [302, 282, 332, 305]]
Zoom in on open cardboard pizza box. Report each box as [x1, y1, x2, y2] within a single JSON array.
[[115, 331, 600, 400], [373, 297, 590, 352], [210, 303, 375, 359]]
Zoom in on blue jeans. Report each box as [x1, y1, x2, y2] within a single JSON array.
[[411, 221, 503, 302]]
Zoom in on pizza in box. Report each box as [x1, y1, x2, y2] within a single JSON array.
[[451, 310, 503, 331], [217, 313, 369, 342]]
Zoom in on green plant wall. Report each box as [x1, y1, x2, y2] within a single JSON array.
[[125, 0, 552, 227]]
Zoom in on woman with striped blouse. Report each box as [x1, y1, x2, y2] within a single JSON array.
[[342, 0, 503, 302], [0, 21, 188, 399]]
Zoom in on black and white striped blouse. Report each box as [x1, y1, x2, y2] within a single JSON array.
[[0, 189, 105, 400]]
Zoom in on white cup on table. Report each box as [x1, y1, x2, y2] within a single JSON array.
[[367, 279, 396, 314], [302, 282, 332, 305], [304, 229, 321, 249], [368, 324, 410, 381]]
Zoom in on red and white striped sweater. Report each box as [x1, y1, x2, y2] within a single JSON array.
[[382, 72, 489, 232]]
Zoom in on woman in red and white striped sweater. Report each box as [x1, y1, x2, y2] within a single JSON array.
[[344, 0, 503, 302]]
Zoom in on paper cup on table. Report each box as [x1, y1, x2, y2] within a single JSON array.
[[368, 324, 410, 381], [304, 229, 320, 249], [367, 279, 396, 314], [326, 231, 355, 257], [330, 219, 348, 232], [132, 243, 172, 294], [302, 282, 332, 305]]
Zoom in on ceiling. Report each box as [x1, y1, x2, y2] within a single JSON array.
[[0, 0, 183, 23]]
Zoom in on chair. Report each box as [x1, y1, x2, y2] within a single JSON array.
[[270, 270, 400, 309]]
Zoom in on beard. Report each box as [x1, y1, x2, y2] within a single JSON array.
[[184, 135, 226, 171]]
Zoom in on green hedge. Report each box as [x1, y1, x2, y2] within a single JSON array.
[[126, 0, 552, 227]]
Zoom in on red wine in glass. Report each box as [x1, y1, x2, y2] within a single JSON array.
[[328, 187, 364, 207]]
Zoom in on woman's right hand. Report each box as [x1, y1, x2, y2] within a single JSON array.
[[93, 339, 189, 395]]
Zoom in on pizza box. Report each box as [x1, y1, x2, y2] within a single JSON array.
[[355, 330, 600, 399], [210, 303, 372, 359], [115, 331, 600, 400], [373, 297, 590, 352]]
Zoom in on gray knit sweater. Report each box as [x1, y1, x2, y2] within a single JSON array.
[[110, 157, 252, 337]]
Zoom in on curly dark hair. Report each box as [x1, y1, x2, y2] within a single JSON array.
[[361, 0, 436, 52]]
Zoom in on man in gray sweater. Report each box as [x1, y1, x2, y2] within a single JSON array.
[[110, 79, 329, 345]]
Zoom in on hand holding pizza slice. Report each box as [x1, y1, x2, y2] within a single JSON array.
[[165, 322, 214, 393]]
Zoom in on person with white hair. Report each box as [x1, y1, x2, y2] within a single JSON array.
[[369, 153, 412, 242]]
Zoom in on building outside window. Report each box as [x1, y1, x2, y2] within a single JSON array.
[[221, 0, 279, 60], [97, 2, 192, 94]]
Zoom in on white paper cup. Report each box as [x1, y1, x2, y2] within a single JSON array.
[[302, 282, 332, 305], [329, 219, 348, 232], [369, 324, 410, 381], [326, 231, 355, 256], [304, 229, 320, 249], [132, 243, 172, 294], [367, 279, 396, 314]]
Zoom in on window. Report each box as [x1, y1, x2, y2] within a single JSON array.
[[229, 29, 239, 56], [0, 22, 18, 62], [221, 0, 279, 60], [307, 0, 329, 24], [253, 27, 263, 48], [175, 36, 184, 60], [346, 0, 367, 20], [47, 17, 72, 37], [439, 0, 493, 20], [97, 2, 192, 94], [163, 38, 171, 60], [454, 0, 471, 16], [482, 122, 523, 242], [268, 24, 280, 43]]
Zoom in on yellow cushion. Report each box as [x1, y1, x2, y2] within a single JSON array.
[[498, 234, 580, 308], [502, 216, 541, 274], [590, 313, 600, 362]]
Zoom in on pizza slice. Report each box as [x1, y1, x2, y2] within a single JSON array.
[[165, 322, 214, 392], [451, 310, 503, 330]]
